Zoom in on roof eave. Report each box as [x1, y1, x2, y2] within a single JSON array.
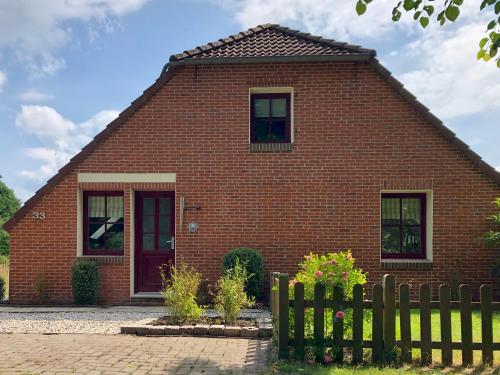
[[170, 53, 374, 66]]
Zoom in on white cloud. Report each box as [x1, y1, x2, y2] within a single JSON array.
[[399, 22, 500, 119], [19, 88, 54, 102], [217, 0, 417, 40], [0, 70, 6, 93], [16, 105, 119, 181], [0, 0, 150, 77]]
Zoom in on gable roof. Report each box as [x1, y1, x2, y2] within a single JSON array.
[[3, 24, 499, 231], [169, 24, 375, 64]]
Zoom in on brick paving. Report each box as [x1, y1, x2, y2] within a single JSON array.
[[0, 334, 271, 374]]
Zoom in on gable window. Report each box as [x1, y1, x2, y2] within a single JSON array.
[[381, 193, 426, 259], [83, 191, 124, 256], [250, 93, 291, 143]]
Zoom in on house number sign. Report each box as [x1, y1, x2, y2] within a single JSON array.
[[32, 211, 46, 220]]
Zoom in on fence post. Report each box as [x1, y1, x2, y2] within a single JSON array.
[[372, 283, 384, 364], [313, 283, 325, 362], [420, 283, 432, 365], [278, 273, 289, 359], [294, 282, 305, 360], [480, 284, 493, 366], [383, 274, 396, 360], [352, 284, 363, 365], [460, 284, 473, 366], [439, 284, 452, 367], [399, 283, 412, 363], [332, 284, 344, 363]]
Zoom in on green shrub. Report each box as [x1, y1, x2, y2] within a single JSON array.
[[0, 275, 5, 301], [71, 261, 99, 305], [289, 251, 369, 351], [222, 248, 264, 300], [161, 263, 204, 321], [214, 261, 253, 324]]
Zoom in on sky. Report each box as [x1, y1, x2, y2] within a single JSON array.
[[0, 0, 499, 202]]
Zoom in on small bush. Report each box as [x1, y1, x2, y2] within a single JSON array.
[[0, 276, 5, 301], [71, 261, 99, 305], [214, 261, 253, 324], [161, 263, 204, 321], [222, 248, 264, 300]]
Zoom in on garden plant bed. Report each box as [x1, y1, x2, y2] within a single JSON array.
[[120, 312, 273, 339]]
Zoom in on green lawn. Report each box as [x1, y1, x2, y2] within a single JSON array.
[[273, 361, 496, 374]]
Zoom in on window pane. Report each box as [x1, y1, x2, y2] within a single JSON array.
[[159, 234, 171, 250], [159, 215, 171, 235], [402, 198, 421, 225], [253, 118, 270, 142], [270, 119, 286, 141], [271, 98, 287, 117], [106, 196, 123, 222], [142, 233, 154, 251], [254, 99, 270, 117], [106, 224, 124, 250], [143, 198, 154, 215], [382, 198, 400, 225], [402, 226, 421, 254], [382, 226, 401, 254], [88, 223, 106, 249], [88, 196, 105, 221], [143, 215, 154, 233]]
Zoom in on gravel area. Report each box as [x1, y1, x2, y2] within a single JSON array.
[[0, 308, 271, 334]]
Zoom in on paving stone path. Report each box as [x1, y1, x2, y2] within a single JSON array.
[[0, 334, 271, 374]]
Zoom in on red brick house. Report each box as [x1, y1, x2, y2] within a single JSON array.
[[4, 24, 499, 304]]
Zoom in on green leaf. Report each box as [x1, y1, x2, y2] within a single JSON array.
[[496, 1, 500, 14], [420, 17, 429, 28], [392, 9, 402, 21], [445, 5, 460, 22], [488, 20, 497, 30], [414, 10, 422, 20], [490, 47, 498, 57], [497, 58, 500, 68], [481, 0, 488, 10], [364, 0, 373, 3], [440, 17, 446, 26], [477, 49, 486, 59], [480, 37, 489, 48], [356, 1, 367, 15], [453, 0, 464, 5], [483, 53, 492, 61], [403, 0, 415, 11], [424, 5, 434, 15]]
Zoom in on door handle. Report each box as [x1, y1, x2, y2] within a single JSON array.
[[171, 236, 175, 250]]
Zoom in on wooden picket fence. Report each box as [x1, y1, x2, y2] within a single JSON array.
[[270, 272, 499, 366]]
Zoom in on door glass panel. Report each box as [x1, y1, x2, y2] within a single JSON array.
[[159, 198, 171, 215], [159, 234, 171, 250], [143, 215, 154, 233], [402, 198, 421, 225], [271, 98, 286, 117], [88, 196, 105, 221], [382, 226, 400, 254], [402, 226, 421, 254], [382, 198, 400, 225], [143, 198, 154, 215], [254, 99, 270, 117], [159, 215, 171, 235], [142, 233, 154, 251], [107, 196, 123, 222]]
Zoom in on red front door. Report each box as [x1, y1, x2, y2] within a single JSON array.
[[135, 191, 175, 293]]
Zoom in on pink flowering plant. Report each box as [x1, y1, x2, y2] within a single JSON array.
[[288, 250, 369, 361]]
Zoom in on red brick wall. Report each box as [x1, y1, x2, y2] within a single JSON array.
[[7, 62, 500, 304]]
